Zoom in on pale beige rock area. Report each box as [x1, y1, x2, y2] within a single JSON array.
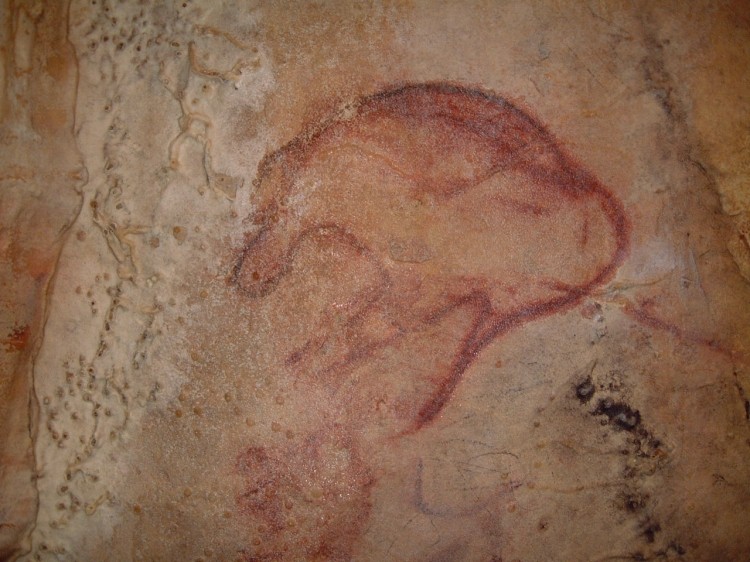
[[0, 1, 748, 561]]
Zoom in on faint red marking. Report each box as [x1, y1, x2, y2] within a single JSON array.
[[235, 426, 373, 562], [623, 298, 730, 355], [3, 325, 29, 352], [230, 82, 630, 559]]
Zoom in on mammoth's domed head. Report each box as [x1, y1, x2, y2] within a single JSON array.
[[233, 82, 627, 318]]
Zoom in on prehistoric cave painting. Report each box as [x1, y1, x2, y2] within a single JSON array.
[[230, 82, 629, 560]]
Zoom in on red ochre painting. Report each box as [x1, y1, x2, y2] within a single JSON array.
[[230, 82, 629, 561]]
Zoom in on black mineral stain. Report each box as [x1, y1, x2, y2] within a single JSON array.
[[631, 426, 663, 459], [641, 520, 661, 543], [575, 377, 595, 403], [731, 374, 749, 422], [667, 541, 686, 556], [619, 491, 648, 513], [593, 397, 641, 431]]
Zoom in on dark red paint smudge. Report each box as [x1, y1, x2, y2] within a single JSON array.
[[230, 82, 630, 559], [3, 325, 30, 353]]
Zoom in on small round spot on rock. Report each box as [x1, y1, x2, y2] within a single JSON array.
[[271, 422, 281, 432], [172, 226, 187, 242], [626, 496, 644, 512]]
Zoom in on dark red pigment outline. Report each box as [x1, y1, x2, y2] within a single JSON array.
[[230, 82, 629, 560]]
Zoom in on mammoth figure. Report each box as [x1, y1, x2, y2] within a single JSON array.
[[231, 82, 628, 560]]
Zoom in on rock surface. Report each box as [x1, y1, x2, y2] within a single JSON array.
[[1, 1, 749, 561]]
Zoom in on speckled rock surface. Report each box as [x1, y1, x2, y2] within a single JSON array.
[[1, 1, 749, 561]]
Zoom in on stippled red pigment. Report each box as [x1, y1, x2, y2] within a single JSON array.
[[2, 325, 29, 352], [230, 82, 629, 560]]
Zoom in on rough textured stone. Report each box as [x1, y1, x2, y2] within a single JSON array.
[[1, 1, 748, 561]]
